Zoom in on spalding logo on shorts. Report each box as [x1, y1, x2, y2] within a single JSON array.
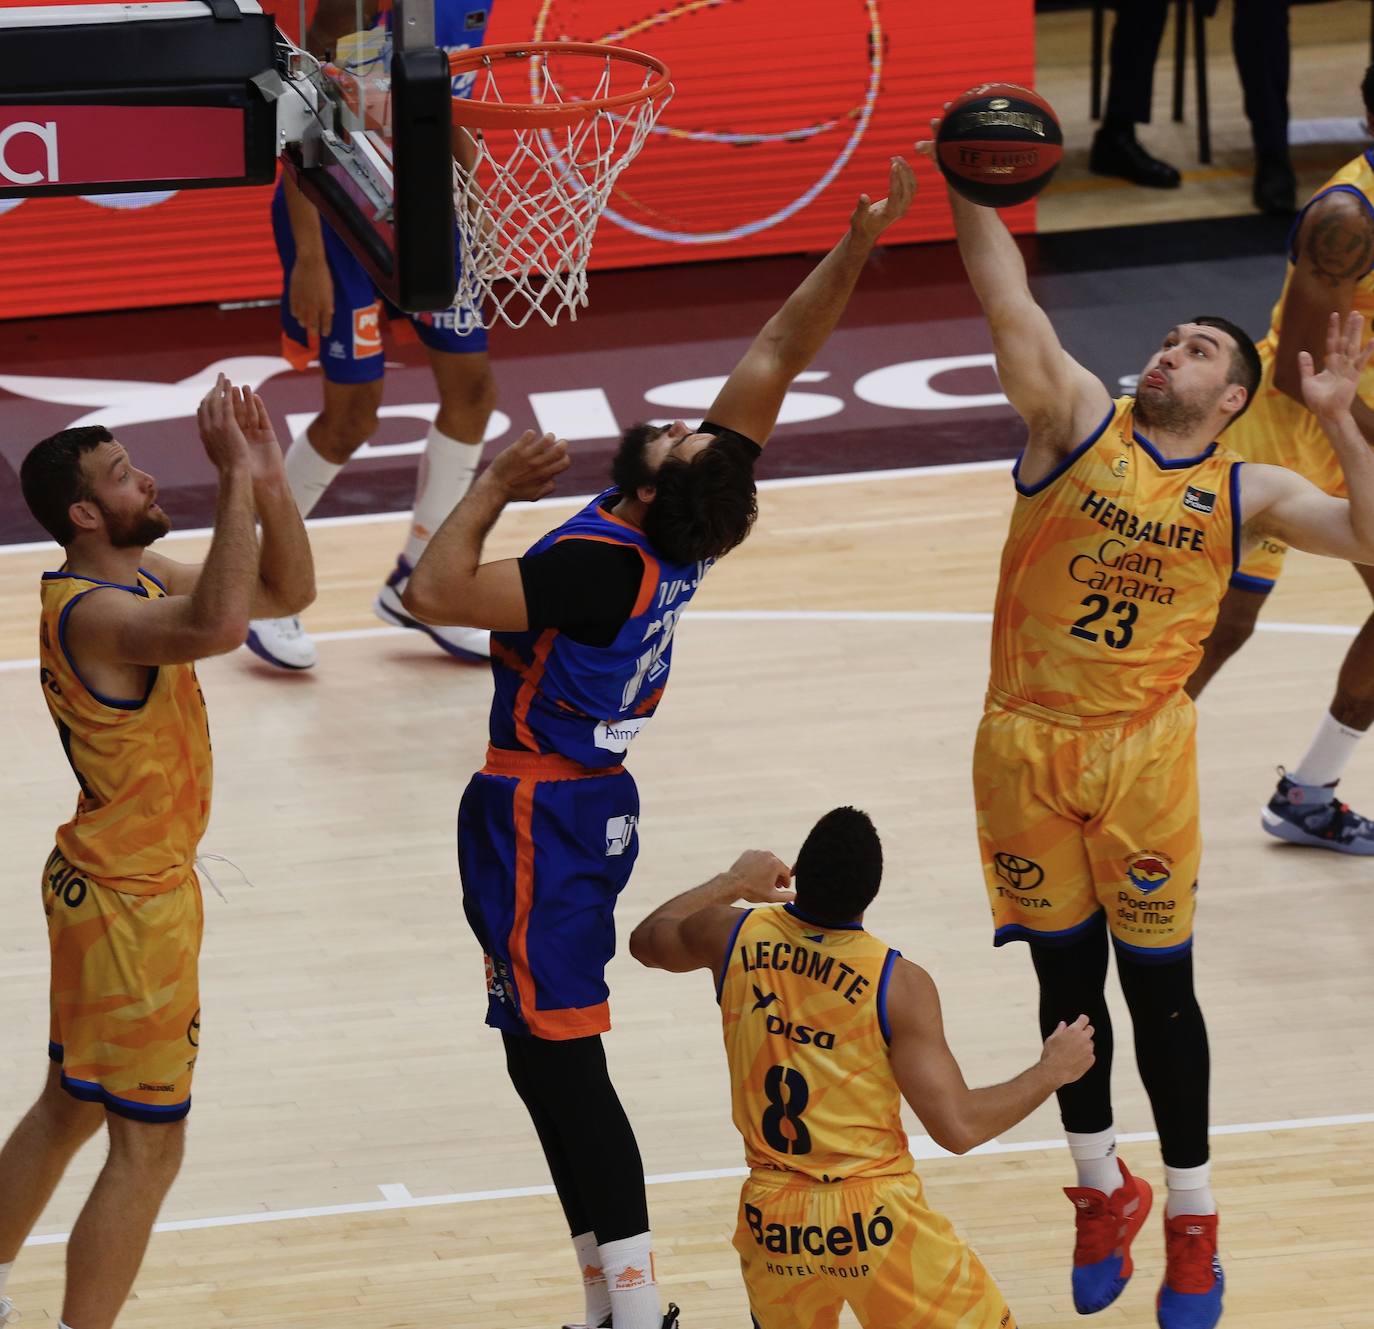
[[605, 815, 638, 857]]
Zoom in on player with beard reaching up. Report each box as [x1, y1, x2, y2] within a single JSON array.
[[400, 158, 916, 1329]]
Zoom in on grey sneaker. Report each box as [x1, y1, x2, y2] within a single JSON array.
[[245, 615, 317, 670], [374, 555, 490, 662], [0, 1295, 22, 1324], [1261, 768, 1374, 854]]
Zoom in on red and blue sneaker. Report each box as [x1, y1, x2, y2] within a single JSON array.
[[1064, 1160, 1153, 1314], [1157, 1212, 1223, 1328]]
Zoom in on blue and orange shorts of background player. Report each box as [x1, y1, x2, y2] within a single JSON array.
[[974, 688, 1201, 961], [44, 848, 203, 1122], [458, 747, 640, 1040], [734, 1170, 1015, 1329]]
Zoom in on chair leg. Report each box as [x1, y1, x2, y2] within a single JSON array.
[[1193, 0, 1211, 164], [1091, 1, 1104, 121], [1172, 0, 1188, 122]]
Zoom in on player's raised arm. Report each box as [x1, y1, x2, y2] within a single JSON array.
[[401, 429, 571, 630], [916, 125, 1109, 465], [65, 378, 265, 666], [629, 850, 796, 973], [885, 960, 1094, 1155], [1243, 312, 1374, 563], [702, 158, 915, 447], [1271, 190, 1374, 438]]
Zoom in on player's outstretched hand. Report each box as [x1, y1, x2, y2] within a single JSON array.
[[196, 374, 252, 474], [1300, 311, 1373, 421], [1040, 1014, 1095, 1088], [850, 156, 917, 243], [913, 104, 952, 163], [229, 383, 286, 481], [726, 850, 796, 905], [485, 429, 571, 502]]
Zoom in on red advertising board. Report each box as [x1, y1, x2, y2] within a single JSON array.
[[0, 0, 1033, 319]]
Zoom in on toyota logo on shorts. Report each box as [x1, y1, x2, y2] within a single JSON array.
[[994, 853, 1044, 891]]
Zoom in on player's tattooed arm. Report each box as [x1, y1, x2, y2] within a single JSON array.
[[629, 851, 794, 974], [1273, 191, 1374, 409]]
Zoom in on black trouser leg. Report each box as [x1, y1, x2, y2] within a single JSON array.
[[1104, 0, 1171, 128], [1232, 0, 1291, 160], [1029, 915, 1116, 1135], [502, 1031, 650, 1243], [1115, 944, 1211, 1169]]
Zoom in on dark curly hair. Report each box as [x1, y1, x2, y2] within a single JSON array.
[[613, 425, 759, 565], [792, 807, 884, 927], [20, 425, 112, 545]]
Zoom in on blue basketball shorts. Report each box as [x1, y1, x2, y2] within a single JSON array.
[[459, 747, 640, 1040], [270, 181, 486, 383]]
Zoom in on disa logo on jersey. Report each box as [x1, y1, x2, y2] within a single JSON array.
[[1125, 851, 1172, 895]]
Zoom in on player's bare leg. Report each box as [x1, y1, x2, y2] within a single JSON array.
[[1264, 563, 1374, 852], [246, 377, 383, 670], [0, 1065, 104, 1316], [373, 347, 498, 661], [1185, 585, 1267, 700], [62, 1116, 186, 1329]]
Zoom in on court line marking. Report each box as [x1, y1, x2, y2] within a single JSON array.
[[21, 1110, 1374, 1248], [0, 459, 1015, 557], [0, 607, 1360, 675]]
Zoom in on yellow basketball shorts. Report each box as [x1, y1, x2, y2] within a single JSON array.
[[974, 690, 1200, 961], [44, 847, 203, 1122], [1226, 341, 1371, 590], [733, 1170, 1014, 1329]]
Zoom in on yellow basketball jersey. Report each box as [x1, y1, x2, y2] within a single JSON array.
[[1266, 148, 1374, 342], [38, 570, 213, 895], [719, 903, 912, 1184], [990, 398, 1240, 717]]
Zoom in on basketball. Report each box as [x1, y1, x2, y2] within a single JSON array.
[[935, 83, 1063, 208]]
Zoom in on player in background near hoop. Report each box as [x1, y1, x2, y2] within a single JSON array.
[[250, 0, 498, 670], [921, 118, 1374, 1329], [0, 379, 313, 1329], [629, 808, 1097, 1329], [399, 159, 915, 1329], [1185, 64, 1374, 854]]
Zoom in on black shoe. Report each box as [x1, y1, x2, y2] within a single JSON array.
[[662, 1306, 681, 1329], [1253, 155, 1296, 215], [1089, 127, 1182, 189]]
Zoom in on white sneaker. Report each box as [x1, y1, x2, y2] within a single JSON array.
[[245, 616, 318, 670], [0, 1295, 21, 1324], [374, 556, 491, 662]]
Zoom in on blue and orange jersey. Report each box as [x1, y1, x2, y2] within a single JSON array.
[[991, 398, 1241, 717], [1269, 147, 1374, 341], [718, 903, 913, 1184], [38, 570, 213, 895], [489, 489, 710, 768]]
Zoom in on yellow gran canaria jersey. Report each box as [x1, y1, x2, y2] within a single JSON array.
[[1267, 147, 1374, 342], [38, 570, 213, 895], [990, 398, 1240, 717], [719, 903, 912, 1184]]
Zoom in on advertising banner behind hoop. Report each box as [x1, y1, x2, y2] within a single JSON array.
[[0, 0, 1032, 320]]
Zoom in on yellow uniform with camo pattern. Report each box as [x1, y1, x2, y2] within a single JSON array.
[[719, 903, 1015, 1329], [37, 568, 212, 1122], [976, 398, 1241, 960]]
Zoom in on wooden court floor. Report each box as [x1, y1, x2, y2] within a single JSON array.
[[2, 465, 1372, 1327]]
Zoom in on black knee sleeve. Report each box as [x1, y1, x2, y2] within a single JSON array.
[[1029, 916, 1116, 1136]]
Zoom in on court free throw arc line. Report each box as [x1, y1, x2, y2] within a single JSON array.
[[21, 1110, 1374, 1248]]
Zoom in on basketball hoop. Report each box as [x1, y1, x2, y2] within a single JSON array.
[[448, 42, 672, 330]]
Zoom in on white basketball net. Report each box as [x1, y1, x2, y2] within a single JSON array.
[[452, 50, 672, 329]]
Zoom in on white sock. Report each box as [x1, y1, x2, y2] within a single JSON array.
[[1067, 1126, 1125, 1194], [0, 1261, 11, 1298], [1164, 1161, 1215, 1218], [1293, 711, 1365, 788], [402, 423, 484, 566], [283, 430, 344, 520], [574, 1231, 610, 1327], [598, 1232, 659, 1329]]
